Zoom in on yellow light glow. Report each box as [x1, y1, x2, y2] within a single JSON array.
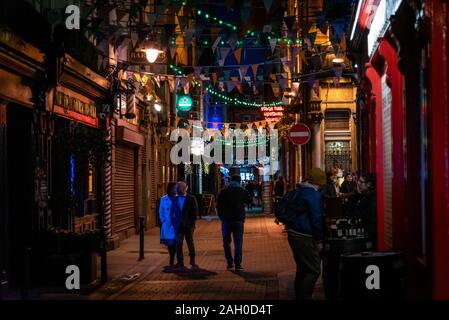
[[144, 49, 162, 63]]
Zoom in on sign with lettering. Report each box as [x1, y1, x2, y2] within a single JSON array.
[[129, 50, 167, 64], [261, 106, 284, 122], [55, 91, 97, 118], [177, 95, 193, 112]]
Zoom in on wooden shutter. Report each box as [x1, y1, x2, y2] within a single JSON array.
[[113, 143, 135, 234]]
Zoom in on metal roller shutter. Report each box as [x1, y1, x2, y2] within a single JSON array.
[[113, 143, 136, 234], [382, 74, 393, 250]]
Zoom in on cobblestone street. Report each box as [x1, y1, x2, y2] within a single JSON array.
[[88, 215, 324, 300]]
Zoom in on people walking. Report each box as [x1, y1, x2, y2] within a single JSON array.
[[245, 180, 255, 210], [158, 182, 178, 266], [285, 168, 326, 300], [174, 181, 199, 268], [217, 175, 251, 271]]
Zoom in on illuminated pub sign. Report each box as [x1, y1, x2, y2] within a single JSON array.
[[55, 90, 97, 119], [261, 105, 284, 122], [177, 94, 193, 112]]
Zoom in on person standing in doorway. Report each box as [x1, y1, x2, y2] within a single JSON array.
[[274, 176, 286, 217], [158, 182, 178, 266], [174, 181, 199, 268], [217, 175, 251, 271], [286, 168, 326, 300], [353, 173, 377, 250]]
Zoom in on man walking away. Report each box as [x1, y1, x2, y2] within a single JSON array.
[[217, 175, 251, 271], [286, 168, 326, 300], [174, 181, 199, 268]]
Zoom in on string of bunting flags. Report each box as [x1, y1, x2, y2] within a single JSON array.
[[181, 119, 280, 147], [169, 65, 284, 107]]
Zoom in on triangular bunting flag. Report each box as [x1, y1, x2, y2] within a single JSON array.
[[235, 82, 243, 94], [334, 66, 343, 78], [251, 64, 259, 78], [270, 73, 277, 81], [281, 57, 288, 66], [271, 83, 280, 97], [305, 38, 312, 49], [240, 2, 251, 22], [177, 15, 188, 31], [170, 46, 177, 59], [226, 81, 236, 92], [219, 48, 231, 61], [168, 76, 175, 92], [263, 0, 274, 13], [279, 78, 288, 89], [154, 75, 161, 88], [211, 73, 217, 84], [234, 48, 242, 64], [292, 82, 300, 95], [131, 32, 139, 47], [309, 32, 317, 45], [212, 36, 221, 53], [313, 80, 320, 97], [269, 38, 277, 53], [194, 66, 203, 77], [239, 65, 249, 79], [228, 34, 238, 51], [284, 16, 295, 32], [340, 32, 347, 52]]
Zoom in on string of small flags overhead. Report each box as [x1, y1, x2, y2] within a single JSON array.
[[169, 65, 284, 108]]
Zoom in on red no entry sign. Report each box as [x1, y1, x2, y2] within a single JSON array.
[[289, 123, 311, 145]]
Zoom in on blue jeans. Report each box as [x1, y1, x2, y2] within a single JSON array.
[[221, 221, 244, 267]]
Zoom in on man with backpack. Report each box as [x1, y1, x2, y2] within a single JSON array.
[[275, 168, 326, 300]]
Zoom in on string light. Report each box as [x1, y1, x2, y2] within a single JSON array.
[[169, 65, 284, 108], [196, 8, 237, 30]]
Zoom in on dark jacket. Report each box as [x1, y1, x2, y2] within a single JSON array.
[[287, 183, 324, 241], [274, 180, 285, 197], [173, 194, 199, 230], [322, 183, 338, 198], [340, 181, 356, 194], [353, 191, 377, 248], [217, 182, 251, 222]]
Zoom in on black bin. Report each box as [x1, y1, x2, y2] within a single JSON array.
[[339, 251, 404, 300], [322, 238, 372, 300]]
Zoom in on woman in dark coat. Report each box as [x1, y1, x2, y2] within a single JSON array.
[[340, 173, 357, 216], [353, 173, 377, 250]]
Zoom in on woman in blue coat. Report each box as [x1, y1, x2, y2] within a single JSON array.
[[159, 182, 178, 266]]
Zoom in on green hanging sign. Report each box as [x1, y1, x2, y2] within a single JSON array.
[[177, 94, 193, 111]]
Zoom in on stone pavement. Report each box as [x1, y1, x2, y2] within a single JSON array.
[[88, 214, 324, 300]]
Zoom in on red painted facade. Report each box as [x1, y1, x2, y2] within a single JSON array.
[[358, 0, 449, 299], [428, 0, 449, 300]]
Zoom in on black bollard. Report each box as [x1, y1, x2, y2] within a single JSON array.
[[139, 216, 145, 261], [100, 226, 108, 283], [21, 247, 31, 300]]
